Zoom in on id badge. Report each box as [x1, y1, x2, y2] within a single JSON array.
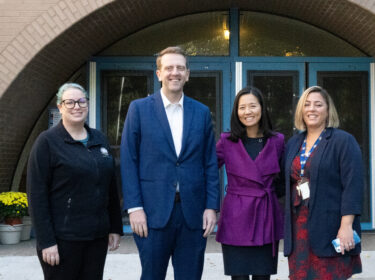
[[297, 178, 310, 200]]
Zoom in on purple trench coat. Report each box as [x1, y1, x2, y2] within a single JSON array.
[[216, 132, 284, 250]]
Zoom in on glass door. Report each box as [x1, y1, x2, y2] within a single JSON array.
[[101, 70, 154, 159], [100, 70, 154, 233], [243, 62, 305, 141], [187, 63, 231, 206], [309, 63, 371, 228], [189, 61, 231, 135], [184, 71, 222, 139], [95, 59, 373, 231], [97, 60, 231, 232]]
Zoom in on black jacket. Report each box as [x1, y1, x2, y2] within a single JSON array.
[[27, 121, 123, 250]]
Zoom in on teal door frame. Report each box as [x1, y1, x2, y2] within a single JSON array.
[[309, 62, 373, 230], [89, 56, 375, 231], [242, 62, 305, 94]]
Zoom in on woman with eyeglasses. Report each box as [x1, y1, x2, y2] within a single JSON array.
[[27, 83, 123, 280]]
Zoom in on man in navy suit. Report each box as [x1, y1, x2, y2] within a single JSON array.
[[120, 46, 220, 280]]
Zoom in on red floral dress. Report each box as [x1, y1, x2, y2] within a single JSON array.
[[288, 149, 362, 280]]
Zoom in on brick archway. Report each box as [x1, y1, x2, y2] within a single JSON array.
[[1, 0, 375, 191]]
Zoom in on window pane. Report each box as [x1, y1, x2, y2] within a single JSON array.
[[240, 12, 366, 57], [318, 72, 370, 221], [183, 72, 222, 139], [100, 12, 229, 56], [183, 71, 223, 199], [101, 71, 153, 225], [248, 71, 299, 140], [102, 71, 153, 148]]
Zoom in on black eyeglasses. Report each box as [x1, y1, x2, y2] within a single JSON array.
[[61, 98, 89, 109]]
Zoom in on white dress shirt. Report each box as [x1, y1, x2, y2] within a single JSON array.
[[128, 91, 184, 213], [160, 90, 184, 157]]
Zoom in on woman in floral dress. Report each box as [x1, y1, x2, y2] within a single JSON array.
[[283, 86, 363, 280]]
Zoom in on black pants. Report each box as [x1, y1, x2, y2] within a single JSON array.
[[37, 236, 108, 280]]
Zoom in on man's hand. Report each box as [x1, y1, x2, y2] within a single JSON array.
[[129, 209, 148, 237], [202, 209, 216, 238], [108, 233, 121, 251], [42, 245, 60, 266]]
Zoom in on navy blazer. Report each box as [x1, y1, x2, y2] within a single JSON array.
[[120, 91, 220, 229], [284, 128, 363, 257]]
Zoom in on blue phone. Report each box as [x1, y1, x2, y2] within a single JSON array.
[[332, 230, 361, 253]]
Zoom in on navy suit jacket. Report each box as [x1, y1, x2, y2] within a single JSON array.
[[284, 128, 363, 257], [120, 91, 220, 229]]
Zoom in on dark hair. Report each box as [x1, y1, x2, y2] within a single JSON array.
[[228, 86, 274, 142]]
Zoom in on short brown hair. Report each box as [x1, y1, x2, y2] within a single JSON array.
[[294, 86, 340, 131], [156, 46, 189, 70]]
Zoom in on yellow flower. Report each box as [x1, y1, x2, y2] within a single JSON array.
[[0, 191, 28, 219]]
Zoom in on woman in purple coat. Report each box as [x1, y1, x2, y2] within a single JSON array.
[[216, 87, 284, 280]]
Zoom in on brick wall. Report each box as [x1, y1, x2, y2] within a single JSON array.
[[0, 0, 114, 94], [0, 0, 58, 51], [0, 0, 375, 191]]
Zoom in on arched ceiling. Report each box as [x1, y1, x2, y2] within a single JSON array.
[[0, 0, 375, 190]]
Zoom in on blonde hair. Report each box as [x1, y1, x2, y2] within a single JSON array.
[[294, 86, 339, 131], [156, 46, 188, 70]]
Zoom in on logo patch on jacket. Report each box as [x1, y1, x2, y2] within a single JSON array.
[[100, 147, 109, 157]]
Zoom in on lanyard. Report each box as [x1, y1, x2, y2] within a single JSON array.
[[300, 130, 325, 177]]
